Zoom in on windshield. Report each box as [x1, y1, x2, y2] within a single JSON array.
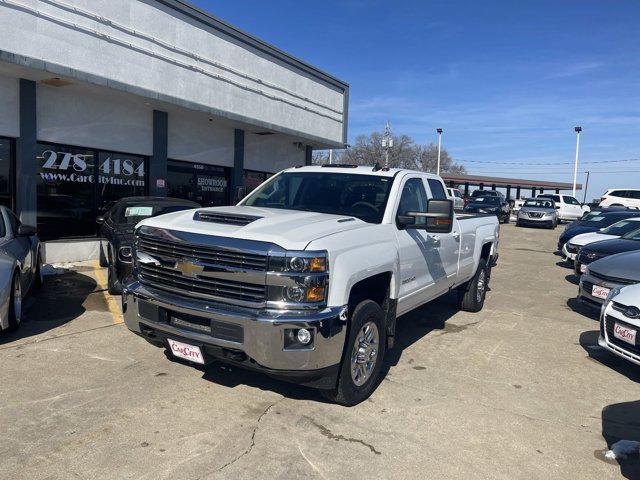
[[472, 190, 497, 197], [472, 196, 500, 205], [601, 220, 640, 236], [539, 195, 561, 202], [115, 202, 196, 225], [524, 199, 553, 208], [621, 227, 640, 241], [242, 172, 394, 223]]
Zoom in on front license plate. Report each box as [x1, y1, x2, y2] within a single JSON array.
[[591, 285, 610, 299], [614, 323, 637, 346], [580, 263, 587, 273], [167, 338, 205, 364]]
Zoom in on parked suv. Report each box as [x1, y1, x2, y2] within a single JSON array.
[[537, 194, 589, 222], [599, 189, 640, 210]]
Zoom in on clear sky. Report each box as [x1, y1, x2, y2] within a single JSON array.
[[193, 0, 640, 201]]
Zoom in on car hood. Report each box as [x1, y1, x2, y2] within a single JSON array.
[[589, 251, 640, 282], [560, 226, 598, 242], [616, 283, 640, 305], [584, 238, 640, 255], [136, 206, 372, 250], [569, 232, 617, 247]]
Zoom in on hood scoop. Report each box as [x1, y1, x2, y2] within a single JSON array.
[[193, 210, 262, 226]]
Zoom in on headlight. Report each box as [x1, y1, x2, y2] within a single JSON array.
[[267, 251, 328, 307], [119, 246, 132, 262]]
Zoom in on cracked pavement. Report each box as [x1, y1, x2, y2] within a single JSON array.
[[0, 225, 639, 479]]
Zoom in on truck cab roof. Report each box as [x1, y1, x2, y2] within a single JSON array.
[[284, 164, 442, 180]]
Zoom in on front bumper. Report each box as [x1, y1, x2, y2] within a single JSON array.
[[578, 273, 626, 309], [122, 280, 347, 387], [517, 216, 554, 227]]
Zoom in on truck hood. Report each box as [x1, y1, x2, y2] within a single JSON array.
[[136, 206, 371, 250]]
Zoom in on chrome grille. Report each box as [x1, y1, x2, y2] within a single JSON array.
[[137, 233, 268, 271], [528, 212, 543, 218], [138, 263, 266, 303]]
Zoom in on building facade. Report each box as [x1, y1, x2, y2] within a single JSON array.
[[0, 0, 348, 257]]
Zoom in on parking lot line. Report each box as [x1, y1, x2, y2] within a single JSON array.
[[92, 260, 124, 324]]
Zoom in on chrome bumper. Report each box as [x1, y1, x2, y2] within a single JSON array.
[[122, 280, 347, 372]]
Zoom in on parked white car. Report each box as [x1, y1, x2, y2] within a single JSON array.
[[537, 194, 589, 221], [599, 189, 640, 210], [446, 187, 465, 211], [512, 199, 525, 216], [599, 283, 640, 366], [563, 217, 640, 263]]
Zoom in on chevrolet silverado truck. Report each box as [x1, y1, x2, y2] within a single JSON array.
[[122, 165, 500, 405]]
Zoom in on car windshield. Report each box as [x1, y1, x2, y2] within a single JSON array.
[[115, 202, 196, 225], [472, 191, 497, 197], [242, 172, 394, 223], [621, 227, 640, 241], [601, 220, 640, 236], [524, 199, 553, 208], [472, 196, 500, 205], [580, 213, 621, 227]]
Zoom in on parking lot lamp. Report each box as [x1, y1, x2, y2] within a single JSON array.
[[381, 121, 393, 169], [436, 128, 443, 176], [572, 126, 582, 197]]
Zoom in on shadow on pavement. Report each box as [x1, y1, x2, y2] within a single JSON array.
[[565, 274, 579, 285], [578, 330, 640, 384], [0, 269, 99, 345], [163, 291, 462, 403], [597, 400, 640, 479], [567, 297, 599, 320]]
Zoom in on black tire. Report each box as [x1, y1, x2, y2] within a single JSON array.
[[107, 248, 121, 295], [99, 242, 108, 267], [6, 272, 22, 331], [458, 258, 488, 313], [503, 215, 510, 224], [516, 220, 521, 227], [320, 300, 386, 406], [33, 251, 43, 290]]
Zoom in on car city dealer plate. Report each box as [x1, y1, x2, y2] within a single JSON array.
[[591, 285, 611, 300], [168, 338, 205, 364], [614, 323, 637, 346]]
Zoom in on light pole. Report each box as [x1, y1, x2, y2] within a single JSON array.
[[436, 128, 443, 176], [572, 126, 582, 197], [381, 121, 393, 169]]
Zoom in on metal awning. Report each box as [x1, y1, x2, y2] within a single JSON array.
[[441, 173, 580, 191]]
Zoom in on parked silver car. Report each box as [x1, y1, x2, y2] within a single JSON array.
[[516, 198, 559, 229], [0, 206, 42, 332]]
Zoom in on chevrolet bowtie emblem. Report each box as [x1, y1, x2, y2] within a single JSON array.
[[175, 260, 204, 278]]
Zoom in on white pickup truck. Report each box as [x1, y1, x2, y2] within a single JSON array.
[[123, 165, 500, 405]]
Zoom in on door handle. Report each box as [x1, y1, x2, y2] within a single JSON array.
[[452, 232, 460, 241], [429, 235, 441, 247]]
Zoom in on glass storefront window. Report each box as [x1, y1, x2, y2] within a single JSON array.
[[0, 137, 13, 209], [243, 170, 272, 194], [96, 151, 146, 213], [36, 143, 148, 240], [167, 160, 230, 207], [37, 143, 96, 240]]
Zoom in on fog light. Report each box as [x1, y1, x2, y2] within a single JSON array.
[[305, 286, 325, 302], [297, 328, 312, 345], [119, 246, 132, 262]]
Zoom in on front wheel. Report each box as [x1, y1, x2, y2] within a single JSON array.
[[320, 300, 386, 406], [458, 258, 488, 312]]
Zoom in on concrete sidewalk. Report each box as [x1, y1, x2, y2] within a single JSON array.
[[0, 226, 638, 479]]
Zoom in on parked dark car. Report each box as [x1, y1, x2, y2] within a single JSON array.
[[557, 209, 640, 251], [97, 197, 200, 294], [0, 206, 42, 332], [464, 195, 511, 223], [578, 250, 640, 309], [471, 189, 505, 200], [574, 226, 640, 277]]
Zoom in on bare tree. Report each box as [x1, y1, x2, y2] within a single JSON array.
[[313, 130, 466, 175]]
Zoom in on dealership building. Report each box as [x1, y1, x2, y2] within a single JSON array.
[[0, 0, 348, 260]]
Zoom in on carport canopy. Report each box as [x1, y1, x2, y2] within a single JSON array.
[[441, 173, 582, 200]]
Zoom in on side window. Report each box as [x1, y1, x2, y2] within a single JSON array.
[[611, 190, 627, 198], [455, 190, 462, 198], [6, 210, 19, 235], [398, 178, 429, 225], [427, 179, 447, 200], [629, 191, 640, 200], [564, 196, 580, 205], [0, 213, 7, 238]]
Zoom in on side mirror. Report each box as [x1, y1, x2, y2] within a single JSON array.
[[96, 216, 105, 224], [555, 206, 561, 209], [17, 224, 36, 237], [400, 199, 454, 233]]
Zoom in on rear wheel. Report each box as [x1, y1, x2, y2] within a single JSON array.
[[320, 300, 386, 406], [458, 258, 488, 312], [6, 272, 22, 331], [107, 247, 121, 295], [99, 242, 108, 267]]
